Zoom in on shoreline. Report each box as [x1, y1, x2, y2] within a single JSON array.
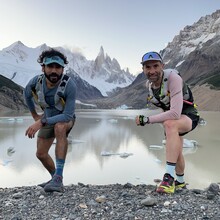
[[1, 182, 219, 219]]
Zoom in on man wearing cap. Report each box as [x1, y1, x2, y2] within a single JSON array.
[[24, 48, 76, 192], [136, 51, 199, 193]]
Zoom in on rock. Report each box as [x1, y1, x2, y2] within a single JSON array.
[[95, 195, 106, 203], [12, 192, 22, 199], [0, 183, 219, 219], [141, 197, 157, 206], [164, 201, 171, 207], [207, 183, 219, 194]]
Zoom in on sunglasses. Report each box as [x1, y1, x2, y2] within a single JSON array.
[[141, 52, 162, 64]]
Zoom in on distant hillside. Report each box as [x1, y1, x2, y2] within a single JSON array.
[[0, 75, 27, 111]]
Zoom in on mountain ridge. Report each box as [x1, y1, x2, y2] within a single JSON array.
[[0, 10, 220, 111], [0, 42, 134, 96]]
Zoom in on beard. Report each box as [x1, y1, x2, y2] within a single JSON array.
[[45, 72, 62, 84], [147, 73, 161, 83]]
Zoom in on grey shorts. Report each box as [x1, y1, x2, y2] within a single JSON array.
[[38, 119, 75, 139]]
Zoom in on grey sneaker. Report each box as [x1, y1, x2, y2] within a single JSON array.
[[38, 180, 51, 188], [44, 175, 63, 192]]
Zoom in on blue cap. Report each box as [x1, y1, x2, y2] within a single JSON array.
[[141, 51, 163, 64], [43, 56, 65, 67]]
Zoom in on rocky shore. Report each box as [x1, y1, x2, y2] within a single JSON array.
[[0, 182, 219, 220]]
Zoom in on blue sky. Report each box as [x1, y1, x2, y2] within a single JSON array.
[[0, 0, 219, 74]]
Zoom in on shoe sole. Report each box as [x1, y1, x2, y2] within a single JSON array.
[[44, 186, 63, 192], [156, 185, 175, 193], [38, 180, 51, 188], [175, 184, 187, 190], [156, 189, 175, 193]]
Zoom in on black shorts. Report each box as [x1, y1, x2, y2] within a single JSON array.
[[179, 113, 200, 136]]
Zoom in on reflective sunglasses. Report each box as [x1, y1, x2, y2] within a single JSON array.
[[141, 52, 163, 64]]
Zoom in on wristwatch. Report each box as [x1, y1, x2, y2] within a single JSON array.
[[139, 115, 149, 126], [41, 117, 47, 127]]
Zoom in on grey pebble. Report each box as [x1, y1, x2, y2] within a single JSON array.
[[0, 183, 219, 219], [141, 196, 157, 206]]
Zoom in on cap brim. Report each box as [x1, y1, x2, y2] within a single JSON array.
[[141, 58, 162, 64], [44, 60, 64, 67]]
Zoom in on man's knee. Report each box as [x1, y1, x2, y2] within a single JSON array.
[[55, 122, 66, 131], [54, 122, 68, 136], [163, 120, 177, 131], [36, 150, 47, 160]]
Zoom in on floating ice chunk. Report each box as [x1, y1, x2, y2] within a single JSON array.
[[101, 151, 133, 158], [101, 151, 118, 156], [116, 104, 130, 109], [198, 118, 207, 126], [69, 139, 86, 144], [108, 119, 118, 123], [183, 139, 198, 148], [149, 145, 163, 149], [154, 158, 162, 163], [119, 152, 133, 158], [15, 118, 24, 122], [7, 118, 15, 122], [53, 139, 85, 145]]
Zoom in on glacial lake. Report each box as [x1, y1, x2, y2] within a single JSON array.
[[0, 109, 219, 189]]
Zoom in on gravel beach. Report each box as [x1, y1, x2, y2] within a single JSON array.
[[0, 182, 219, 220]]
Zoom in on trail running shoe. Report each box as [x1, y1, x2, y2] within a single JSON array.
[[44, 175, 63, 192], [156, 173, 175, 193], [37, 180, 51, 188], [175, 180, 187, 190]]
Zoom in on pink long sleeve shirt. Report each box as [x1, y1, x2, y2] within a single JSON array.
[[148, 72, 183, 124]]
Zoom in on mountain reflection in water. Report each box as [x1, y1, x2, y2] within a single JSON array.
[[0, 110, 219, 189]]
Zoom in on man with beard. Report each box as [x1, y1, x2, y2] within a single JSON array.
[[136, 51, 199, 193], [24, 48, 76, 192]]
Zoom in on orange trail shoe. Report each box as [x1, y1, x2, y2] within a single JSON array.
[[156, 173, 175, 193]]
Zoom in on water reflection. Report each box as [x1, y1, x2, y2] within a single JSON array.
[[0, 110, 219, 189]]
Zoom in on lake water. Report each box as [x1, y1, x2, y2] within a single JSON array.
[[0, 109, 219, 189]]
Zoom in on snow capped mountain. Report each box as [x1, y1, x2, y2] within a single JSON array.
[[0, 42, 134, 96], [100, 9, 220, 110], [161, 10, 220, 71]]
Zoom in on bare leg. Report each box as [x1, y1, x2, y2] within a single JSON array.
[[164, 120, 182, 163], [175, 137, 185, 175], [36, 137, 55, 174], [54, 120, 74, 160], [157, 115, 192, 193], [164, 115, 192, 164]]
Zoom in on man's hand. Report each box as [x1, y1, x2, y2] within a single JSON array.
[[136, 115, 141, 125], [25, 120, 42, 138]]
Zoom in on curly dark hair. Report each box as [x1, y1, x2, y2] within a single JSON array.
[[37, 48, 68, 65]]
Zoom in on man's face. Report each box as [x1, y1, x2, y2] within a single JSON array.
[[42, 63, 64, 84], [142, 60, 164, 83]]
